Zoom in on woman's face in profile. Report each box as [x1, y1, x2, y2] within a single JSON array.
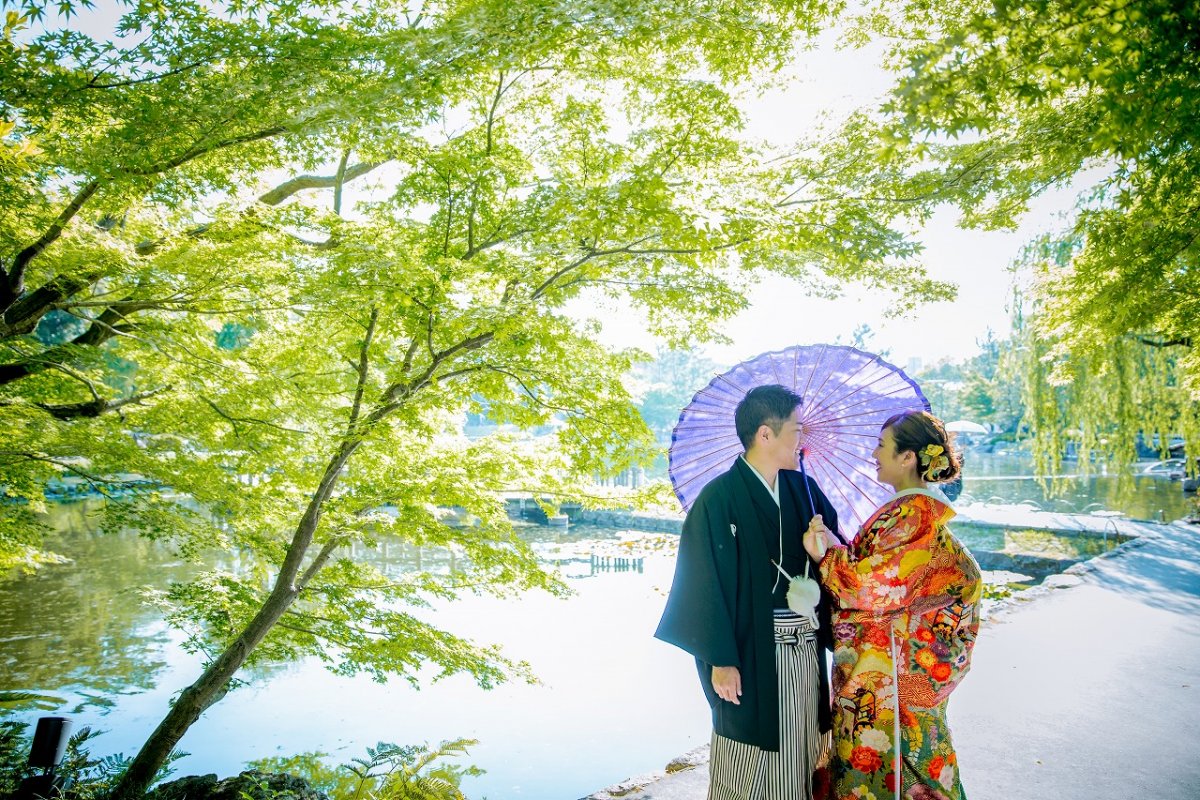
[[872, 427, 911, 489]]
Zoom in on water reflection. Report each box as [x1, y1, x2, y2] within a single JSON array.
[[959, 451, 1193, 521], [0, 509, 709, 799], [0, 500, 180, 714], [952, 523, 1131, 560]]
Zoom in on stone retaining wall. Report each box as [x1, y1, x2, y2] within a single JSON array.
[[570, 509, 683, 533]]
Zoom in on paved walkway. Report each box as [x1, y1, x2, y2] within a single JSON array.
[[585, 519, 1200, 799]]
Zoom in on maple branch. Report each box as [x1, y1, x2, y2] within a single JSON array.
[[0, 385, 173, 420], [82, 59, 211, 90], [0, 274, 97, 339], [201, 397, 309, 436], [347, 308, 379, 436], [3, 181, 101, 315], [296, 536, 349, 592], [1136, 336, 1192, 348], [259, 161, 384, 206], [127, 126, 288, 177]]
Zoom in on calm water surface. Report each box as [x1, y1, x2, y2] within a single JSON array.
[[0, 452, 1193, 798], [1, 515, 708, 799], [957, 451, 1194, 520]]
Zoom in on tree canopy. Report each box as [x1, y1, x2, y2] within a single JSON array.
[[828, 0, 1199, 469], [0, 0, 963, 794]]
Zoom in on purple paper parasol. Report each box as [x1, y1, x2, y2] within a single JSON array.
[[668, 344, 930, 538]]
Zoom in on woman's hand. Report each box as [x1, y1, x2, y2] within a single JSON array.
[[804, 514, 832, 561]]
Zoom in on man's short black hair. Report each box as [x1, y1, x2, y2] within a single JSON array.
[[734, 384, 803, 451]]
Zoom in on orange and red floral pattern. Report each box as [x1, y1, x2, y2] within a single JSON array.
[[819, 489, 981, 800]]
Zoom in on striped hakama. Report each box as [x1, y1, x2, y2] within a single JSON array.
[[708, 610, 826, 800]]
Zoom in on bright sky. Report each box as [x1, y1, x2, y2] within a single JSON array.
[[585, 32, 1086, 372]]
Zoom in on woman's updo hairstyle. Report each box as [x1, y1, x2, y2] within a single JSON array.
[[882, 410, 961, 484]]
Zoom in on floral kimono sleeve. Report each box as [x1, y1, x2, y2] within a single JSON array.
[[904, 544, 983, 706], [818, 498, 937, 613]]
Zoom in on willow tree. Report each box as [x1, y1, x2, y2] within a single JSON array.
[[1, 0, 959, 795], [1010, 247, 1199, 478], [820, 0, 1199, 470]]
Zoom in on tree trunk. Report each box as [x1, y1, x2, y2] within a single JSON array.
[[109, 440, 360, 800], [108, 592, 292, 800]]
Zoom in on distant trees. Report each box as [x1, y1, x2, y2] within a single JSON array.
[[634, 348, 718, 446], [956, 331, 1024, 437]]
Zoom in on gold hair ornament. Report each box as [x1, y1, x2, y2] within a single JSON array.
[[918, 443, 950, 481]]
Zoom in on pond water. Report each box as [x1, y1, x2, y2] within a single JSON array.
[[0, 451, 1192, 798], [956, 451, 1194, 521], [951, 522, 1128, 561], [1, 514, 711, 800]]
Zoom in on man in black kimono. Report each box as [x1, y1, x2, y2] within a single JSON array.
[[656, 384, 840, 800]]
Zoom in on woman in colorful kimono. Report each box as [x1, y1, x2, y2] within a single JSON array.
[[803, 410, 981, 800]]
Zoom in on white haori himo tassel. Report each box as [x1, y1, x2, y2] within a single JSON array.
[[774, 560, 821, 629]]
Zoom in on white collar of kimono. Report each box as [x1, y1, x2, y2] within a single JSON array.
[[740, 456, 780, 506], [887, 486, 956, 518], [741, 456, 787, 594]]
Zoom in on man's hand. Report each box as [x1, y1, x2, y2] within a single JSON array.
[[803, 514, 832, 560], [712, 665, 742, 704]]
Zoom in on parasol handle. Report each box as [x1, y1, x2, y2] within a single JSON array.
[[798, 449, 849, 547]]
